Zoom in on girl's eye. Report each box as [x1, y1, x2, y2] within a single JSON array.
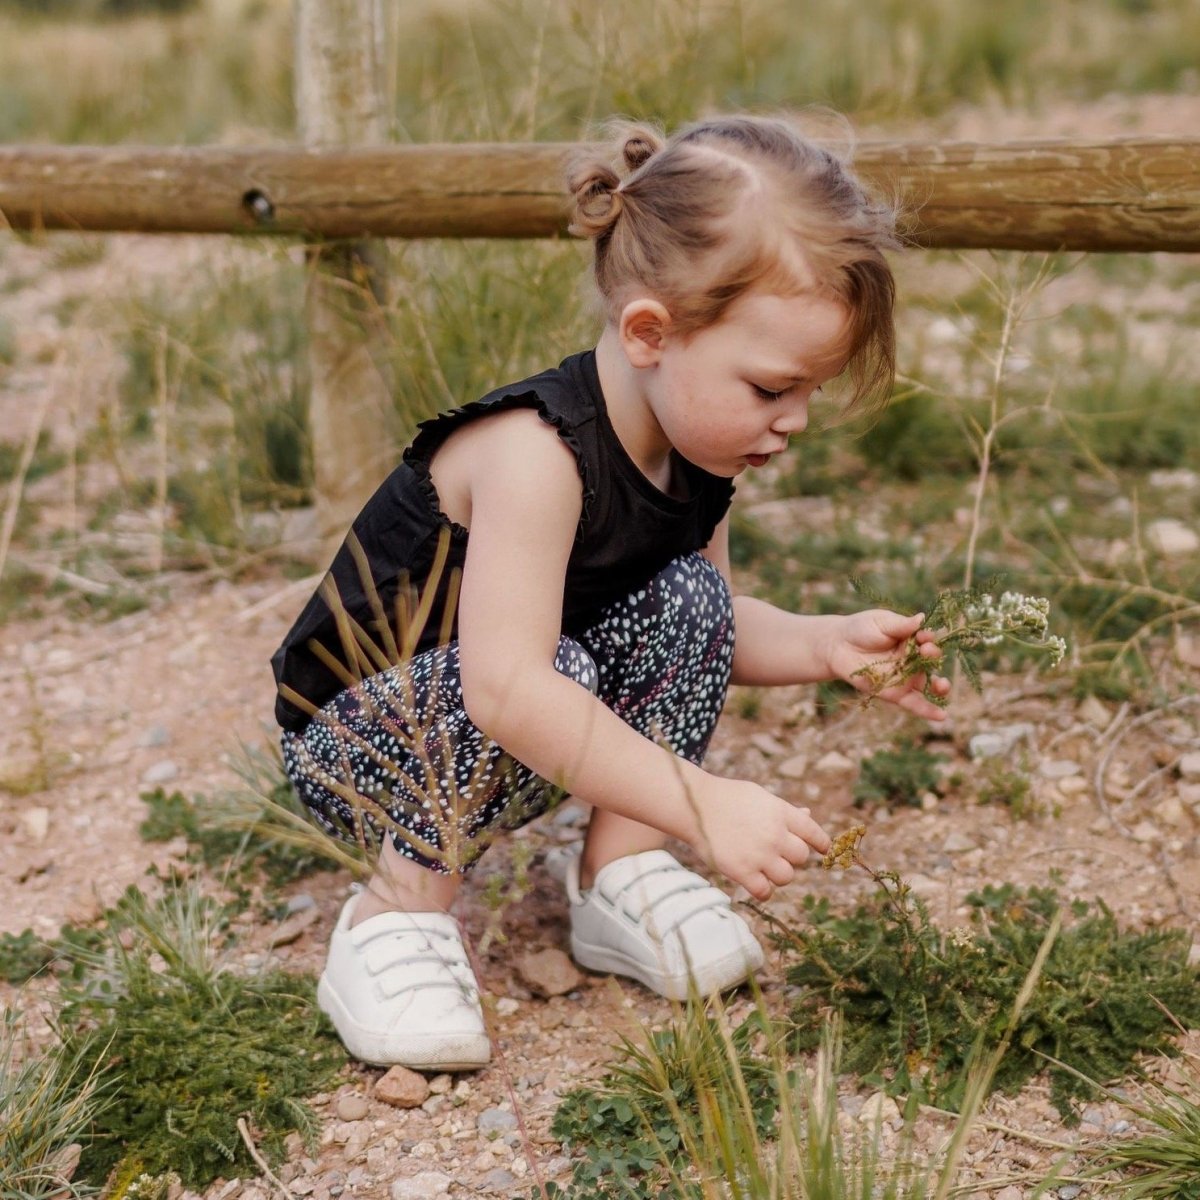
[[752, 384, 785, 401]]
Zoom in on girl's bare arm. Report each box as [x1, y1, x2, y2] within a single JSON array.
[[449, 411, 828, 898]]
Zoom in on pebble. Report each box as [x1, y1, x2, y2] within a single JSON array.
[[481, 1169, 518, 1192], [551, 804, 587, 827], [336, 1094, 369, 1122], [1130, 820, 1159, 844], [814, 750, 855, 775], [1076, 695, 1112, 729], [516, 948, 583, 998], [1148, 467, 1198, 490], [1178, 752, 1200, 781], [268, 905, 320, 947], [1057, 776, 1088, 795], [477, 1107, 519, 1138], [141, 759, 179, 785], [286, 893, 317, 913], [495, 997, 520, 1017], [428, 1073, 452, 1095], [777, 753, 809, 780], [1039, 759, 1081, 779], [390, 1173, 453, 1200], [1147, 518, 1199, 557], [968, 724, 1035, 760], [376, 1065, 430, 1109], [750, 732, 787, 756], [21, 806, 49, 842], [1153, 796, 1188, 827], [942, 832, 978, 854], [857, 1091, 901, 1126], [994, 1188, 1023, 1200], [1058, 1186, 1082, 1199]]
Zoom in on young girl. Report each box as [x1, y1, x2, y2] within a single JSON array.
[[272, 114, 950, 1072]]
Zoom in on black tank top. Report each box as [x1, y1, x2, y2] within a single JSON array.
[[271, 350, 735, 732]]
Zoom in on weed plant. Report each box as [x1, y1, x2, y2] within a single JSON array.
[[1085, 1053, 1200, 1198], [773, 859, 1200, 1120], [0, 1010, 107, 1200], [55, 883, 344, 1187], [853, 739, 946, 809]]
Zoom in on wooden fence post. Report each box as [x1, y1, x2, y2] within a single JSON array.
[[294, 0, 394, 555]]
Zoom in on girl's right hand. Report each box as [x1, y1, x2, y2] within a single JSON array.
[[693, 778, 832, 901]]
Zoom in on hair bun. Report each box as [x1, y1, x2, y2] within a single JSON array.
[[566, 160, 624, 238], [621, 129, 662, 172]]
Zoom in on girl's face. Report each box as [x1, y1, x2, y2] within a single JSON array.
[[642, 290, 852, 477]]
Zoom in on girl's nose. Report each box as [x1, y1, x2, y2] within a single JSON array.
[[771, 396, 809, 435]]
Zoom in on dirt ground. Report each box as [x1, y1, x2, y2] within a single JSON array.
[[2, 93, 1199, 1200]]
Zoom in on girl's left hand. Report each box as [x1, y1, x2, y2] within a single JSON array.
[[828, 610, 951, 721]]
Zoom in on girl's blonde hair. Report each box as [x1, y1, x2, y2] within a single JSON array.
[[567, 114, 899, 415]]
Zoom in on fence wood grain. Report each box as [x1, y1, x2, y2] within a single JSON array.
[[2, 138, 1198, 251]]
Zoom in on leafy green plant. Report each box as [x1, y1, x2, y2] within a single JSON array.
[[138, 775, 340, 888], [549, 1003, 779, 1198], [0, 1010, 108, 1200], [56, 883, 345, 1187], [853, 739, 946, 808], [975, 758, 1045, 820], [774, 844, 1200, 1120]]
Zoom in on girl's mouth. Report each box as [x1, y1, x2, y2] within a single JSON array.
[[746, 454, 771, 468]]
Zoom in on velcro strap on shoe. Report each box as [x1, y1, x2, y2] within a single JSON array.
[[639, 886, 733, 938]]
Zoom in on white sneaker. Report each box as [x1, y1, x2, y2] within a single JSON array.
[[317, 893, 491, 1070], [564, 848, 765, 1001]]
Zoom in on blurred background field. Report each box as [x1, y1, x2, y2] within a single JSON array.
[[1, 0, 1197, 695], [1, 2, 1199, 1195]]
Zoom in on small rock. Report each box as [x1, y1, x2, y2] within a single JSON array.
[[515, 948, 583, 998], [1147, 518, 1199, 558], [268, 905, 320, 947], [481, 1169, 518, 1193], [1130, 820, 1159, 844], [1057, 1186, 1082, 1200], [419, 1094, 448, 1117], [471, 1150, 497, 1171], [390, 1173, 453, 1200], [905, 874, 943, 899], [136, 724, 171, 748], [968, 724, 1034, 760], [920, 792, 938, 811], [942, 832, 977, 854], [286, 893, 317, 914], [995, 1188, 1023, 1200], [495, 996, 520, 1017], [141, 759, 179, 785], [336, 1094, 369, 1122], [815, 751, 855, 775], [376, 1065, 430, 1109], [1057, 776, 1088, 795], [1154, 796, 1188, 828], [1178, 752, 1200, 782], [477, 1107, 519, 1138], [21, 806, 50, 842], [1148, 467, 1198, 491], [551, 804, 587, 827], [777, 753, 809, 780], [330, 1121, 361, 1145], [857, 1091, 901, 1125], [1039, 759, 1081, 779], [750, 732, 787, 757], [545, 1156, 571, 1175], [428, 1073, 452, 1095], [1077, 695, 1112, 729]]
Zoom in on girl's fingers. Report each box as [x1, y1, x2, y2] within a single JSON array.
[[744, 873, 774, 902], [764, 858, 796, 888], [788, 806, 832, 855]]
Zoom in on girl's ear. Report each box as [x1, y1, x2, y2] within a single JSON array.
[[618, 298, 672, 367]]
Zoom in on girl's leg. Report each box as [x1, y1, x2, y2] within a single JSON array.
[[573, 551, 735, 886], [283, 637, 600, 912]]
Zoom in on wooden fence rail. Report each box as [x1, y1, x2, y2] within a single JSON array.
[[2, 137, 1199, 252]]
